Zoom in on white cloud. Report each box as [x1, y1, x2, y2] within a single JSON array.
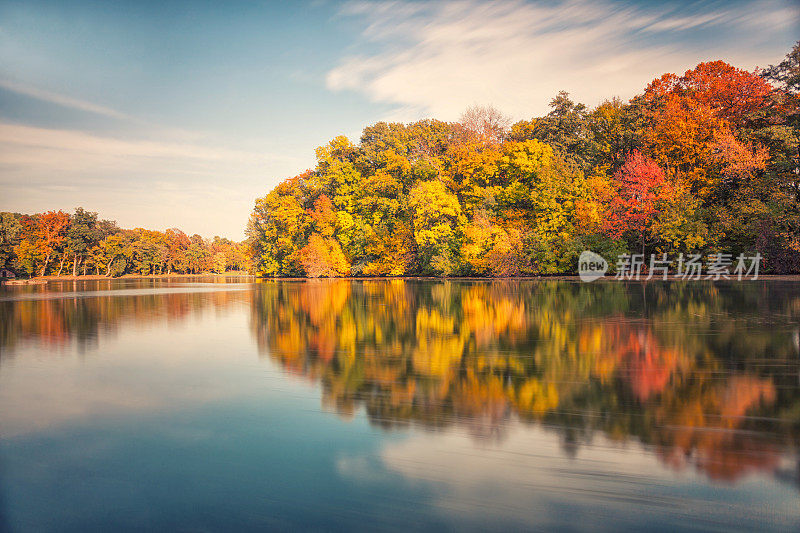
[[327, 0, 798, 121]]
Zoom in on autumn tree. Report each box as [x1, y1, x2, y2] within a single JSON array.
[[603, 151, 670, 255], [589, 97, 645, 174], [14, 211, 70, 276], [64, 208, 100, 276], [247, 173, 311, 276], [680, 61, 773, 127], [97, 232, 132, 276], [165, 228, 191, 274], [299, 234, 350, 277], [459, 105, 511, 145], [462, 211, 528, 276], [408, 180, 464, 276], [0, 212, 21, 270], [763, 40, 800, 94], [510, 91, 596, 170], [246, 43, 800, 276]]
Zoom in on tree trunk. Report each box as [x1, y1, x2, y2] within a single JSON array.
[[57, 255, 66, 276], [72, 254, 78, 277], [41, 252, 51, 277]]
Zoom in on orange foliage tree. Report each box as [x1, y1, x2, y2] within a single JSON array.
[[299, 234, 350, 277], [16, 210, 70, 276]]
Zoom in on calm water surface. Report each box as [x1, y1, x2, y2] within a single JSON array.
[[1, 278, 799, 531]]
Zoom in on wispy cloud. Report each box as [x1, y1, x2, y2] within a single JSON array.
[[0, 77, 225, 144], [0, 78, 310, 237], [0, 123, 296, 170], [0, 78, 132, 120], [327, 0, 798, 120]]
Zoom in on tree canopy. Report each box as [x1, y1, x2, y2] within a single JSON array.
[[1, 209, 249, 278], [248, 43, 800, 277]]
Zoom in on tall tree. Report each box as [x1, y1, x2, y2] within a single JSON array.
[[510, 91, 596, 170], [299, 234, 350, 277], [19, 211, 70, 276], [0, 213, 21, 270], [408, 180, 463, 276], [459, 105, 511, 145], [65, 208, 100, 276], [763, 40, 800, 94]]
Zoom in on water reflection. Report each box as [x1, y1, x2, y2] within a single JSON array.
[[0, 281, 257, 438], [250, 280, 800, 486], [0, 282, 250, 357], [2, 279, 799, 530], [2, 279, 799, 490]]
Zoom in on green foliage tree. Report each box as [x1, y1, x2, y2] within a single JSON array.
[[0, 212, 22, 270], [510, 91, 597, 170], [64, 208, 100, 276]]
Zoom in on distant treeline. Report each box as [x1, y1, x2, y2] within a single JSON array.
[[0, 209, 249, 277], [248, 43, 800, 277]]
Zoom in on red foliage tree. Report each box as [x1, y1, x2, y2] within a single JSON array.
[[603, 151, 669, 254], [645, 61, 773, 127], [681, 61, 773, 126]]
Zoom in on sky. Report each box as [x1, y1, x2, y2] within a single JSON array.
[[0, 0, 797, 239]]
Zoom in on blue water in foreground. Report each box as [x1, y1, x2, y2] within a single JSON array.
[[0, 278, 798, 531]]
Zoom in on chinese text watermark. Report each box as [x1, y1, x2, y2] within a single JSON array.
[[579, 252, 761, 282]]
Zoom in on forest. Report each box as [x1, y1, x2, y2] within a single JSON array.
[[248, 43, 800, 277], [0, 208, 249, 278]]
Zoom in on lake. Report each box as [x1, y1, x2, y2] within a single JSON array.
[[1, 278, 798, 531]]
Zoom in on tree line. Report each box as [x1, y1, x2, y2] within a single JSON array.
[[248, 42, 800, 277], [0, 208, 249, 278]]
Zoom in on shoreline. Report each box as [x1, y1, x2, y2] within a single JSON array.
[[254, 274, 800, 282], [2, 272, 254, 285], [4, 273, 800, 285]]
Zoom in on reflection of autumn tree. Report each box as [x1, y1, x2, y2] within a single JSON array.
[[251, 280, 800, 485], [600, 326, 686, 401], [655, 376, 778, 482], [1, 287, 250, 357]]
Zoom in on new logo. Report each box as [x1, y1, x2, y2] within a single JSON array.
[[578, 251, 608, 282]]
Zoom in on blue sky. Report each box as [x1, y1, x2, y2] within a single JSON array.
[[0, 0, 797, 238]]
